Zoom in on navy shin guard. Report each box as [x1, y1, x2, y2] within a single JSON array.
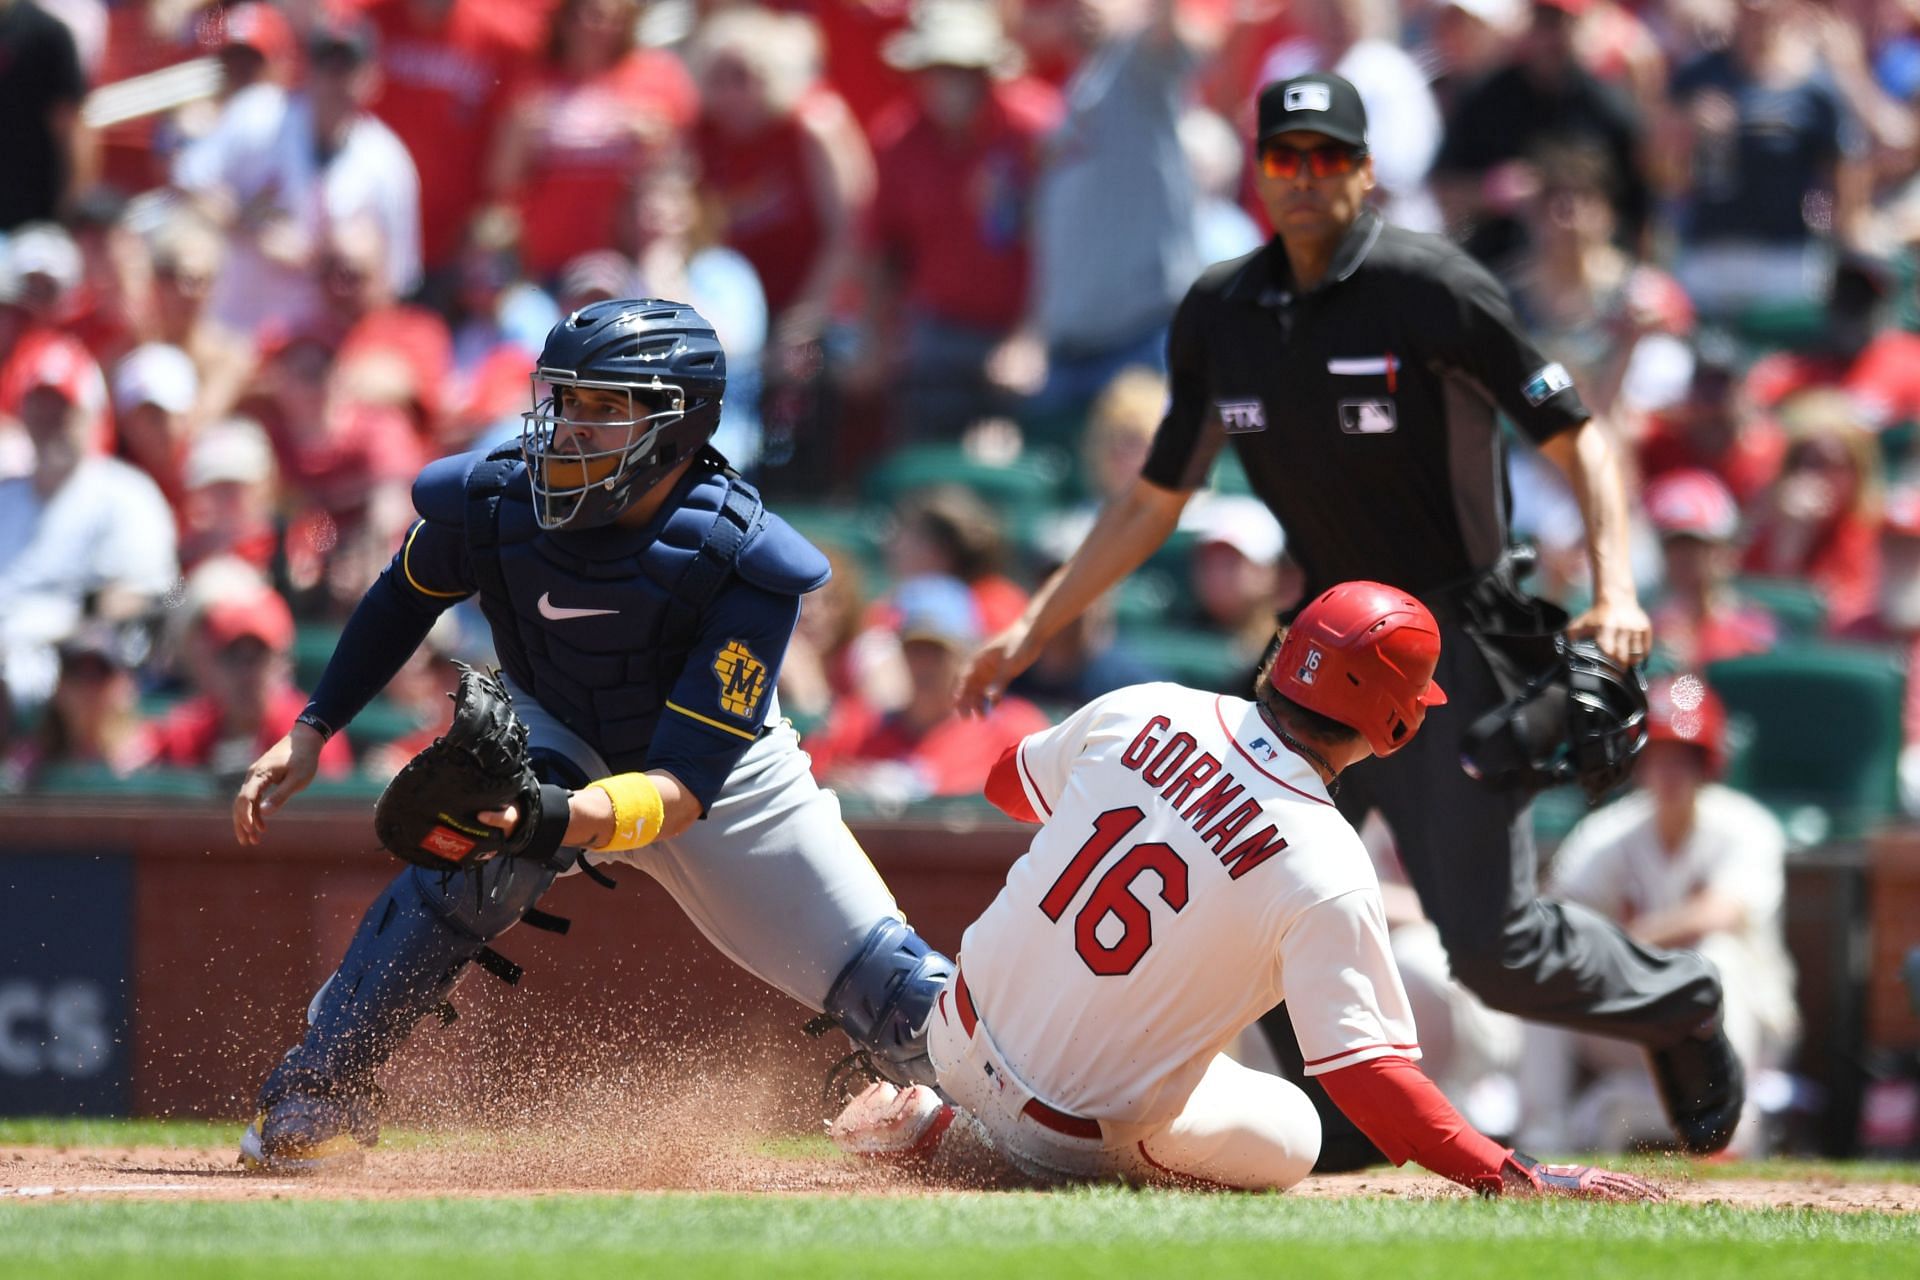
[[259, 869, 488, 1106], [820, 918, 955, 1088]]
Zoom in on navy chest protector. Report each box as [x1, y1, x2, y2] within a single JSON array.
[[455, 446, 768, 770]]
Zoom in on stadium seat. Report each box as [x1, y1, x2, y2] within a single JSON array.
[[292, 624, 345, 692], [861, 444, 1065, 516], [1706, 643, 1906, 840], [1731, 576, 1828, 638]]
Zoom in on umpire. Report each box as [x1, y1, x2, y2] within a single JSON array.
[[960, 72, 1741, 1158]]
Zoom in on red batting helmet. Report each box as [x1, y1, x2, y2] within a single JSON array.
[[1270, 581, 1448, 757], [1645, 672, 1728, 776]]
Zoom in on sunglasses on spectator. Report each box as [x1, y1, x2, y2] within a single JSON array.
[[1259, 142, 1368, 180]]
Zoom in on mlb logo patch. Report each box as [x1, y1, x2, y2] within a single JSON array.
[[1284, 83, 1333, 113], [1248, 736, 1282, 763], [1338, 399, 1398, 434], [1522, 362, 1573, 406], [1217, 399, 1267, 434]]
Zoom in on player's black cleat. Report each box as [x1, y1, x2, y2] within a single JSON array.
[[1650, 1021, 1745, 1155], [239, 1087, 381, 1174]]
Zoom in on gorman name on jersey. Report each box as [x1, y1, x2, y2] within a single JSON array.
[[1114, 715, 1293, 881]]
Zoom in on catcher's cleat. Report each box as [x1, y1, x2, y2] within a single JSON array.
[[828, 1082, 954, 1160], [1650, 1021, 1746, 1156], [238, 1093, 379, 1174]]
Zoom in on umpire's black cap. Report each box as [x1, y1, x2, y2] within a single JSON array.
[[1258, 73, 1368, 149]]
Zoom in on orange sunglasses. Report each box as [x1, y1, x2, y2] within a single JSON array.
[[1259, 143, 1368, 180]]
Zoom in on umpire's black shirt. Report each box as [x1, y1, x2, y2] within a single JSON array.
[[1142, 208, 1590, 600]]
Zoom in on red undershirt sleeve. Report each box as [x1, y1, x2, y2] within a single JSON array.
[[1317, 1055, 1512, 1192], [983, 743, 1041, 823]]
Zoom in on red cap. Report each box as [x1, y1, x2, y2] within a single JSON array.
[[1533, 0, 1594, 15], [204, 3, 295, 65], [1646, 469, 1740, 542], [1645, 672, 1728, 776], [2, 330, 107, 415], [1271, 580, 1447, 758], [201, 588, 295, 652]]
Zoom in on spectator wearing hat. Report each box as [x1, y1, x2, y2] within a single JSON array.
[[1741, 389, 1882, 633], [178, 416, 280, 574], [487, 0, 698, 282], [3, 221, 84, 329], [1184, 495, 1303, 692], [1645, 468, 1777, 671], [141, 583, 352, 779], [806, 574, 1048, 803], [174, 17, 421, 335], [0, 335, 175, 711], [112, 342, 198, 508], [1637, 333, 1786, 509], [3, 620, 150, 786], [0, 0, 89, 230], [1433, 0, 1648, 267], [858, 0, 1061, 443], [355, 0, 540, 276], [1519, 673, 1798, 1157]]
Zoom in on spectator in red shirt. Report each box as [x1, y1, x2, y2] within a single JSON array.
[[318, 218, 454, 442], [145, 208, 257, 431], [353, 0, 540, 275], [142, 583, 353, 779], [1743, 257, 1920, 434], [1741, 390, 1882, 634], [861, 1, 1062, 442], [691, 6, 873, 346], [807, 573, 1049, 804], [1636, 334, 1785, 508], [1643, 468, 1777, 670], [485, 0, 698, 280]]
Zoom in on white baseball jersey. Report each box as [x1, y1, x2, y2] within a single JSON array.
[[959, 683, 1420, 1127], [1548, 783, 1799, 1045]]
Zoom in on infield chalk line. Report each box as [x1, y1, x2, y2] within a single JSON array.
[[3, 1183, 302, 1197]]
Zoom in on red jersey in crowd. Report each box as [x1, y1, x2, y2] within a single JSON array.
[[868, 78, 1061, 331], [352, 0, 541, 270], [1649, 599, 1779, 669], [806, 696, 1051, 797], [777, 0, 914, 132], [1746, 331, 1920, 432], [1637, 414, 1786, 508], [510, 50, 700, 277], [1742, 513, 1881, 634], [696, 92, 850, 317], [142, 684, 354, 774]]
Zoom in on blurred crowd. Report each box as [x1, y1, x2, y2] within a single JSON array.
[[6, 0, 1920, 789], [11, 0, 1920, 1151]]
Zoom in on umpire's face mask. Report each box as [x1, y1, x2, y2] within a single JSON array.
[[1459, 639, 1649, 805]]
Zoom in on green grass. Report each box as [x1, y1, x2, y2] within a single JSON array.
[[2, 1120, 1918, 1279], [1, 1191, 1915, 1280]]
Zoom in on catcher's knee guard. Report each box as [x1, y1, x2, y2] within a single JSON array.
[[820, 918, 954, 1088]]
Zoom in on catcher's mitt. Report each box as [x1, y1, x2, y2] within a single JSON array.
[[372, 664, 572, 872]]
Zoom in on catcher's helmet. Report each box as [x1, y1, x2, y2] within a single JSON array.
[[1270, 581, 1448, 757], [1460, 638, 1649, 803], [1645, 672, 1728, 776], [521, 299, 726, 530]]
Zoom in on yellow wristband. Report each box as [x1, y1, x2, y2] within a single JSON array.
[[588, 772, 665, 852]]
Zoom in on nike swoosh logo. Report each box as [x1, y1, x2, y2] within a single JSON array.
[[537, 592, 619, 621]]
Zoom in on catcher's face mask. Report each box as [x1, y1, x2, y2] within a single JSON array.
[[522, 374, 688, 530]]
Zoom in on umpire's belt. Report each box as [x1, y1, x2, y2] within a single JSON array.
[[953, 969, 1105, 1142]]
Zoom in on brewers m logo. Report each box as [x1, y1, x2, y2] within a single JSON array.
[[713, 641, 769, 718], [1217, 399, 1267, 434]]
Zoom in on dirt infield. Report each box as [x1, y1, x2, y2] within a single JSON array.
[[5, 1141, 1918, 1213]]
